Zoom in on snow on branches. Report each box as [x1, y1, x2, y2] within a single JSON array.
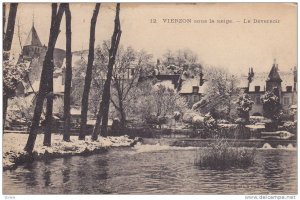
[[3, 52, 29, 95]]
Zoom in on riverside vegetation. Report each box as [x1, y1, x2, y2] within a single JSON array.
[[194, 138, 256, 170]]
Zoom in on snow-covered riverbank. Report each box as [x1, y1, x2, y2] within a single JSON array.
[[3, 133, 136, 170]]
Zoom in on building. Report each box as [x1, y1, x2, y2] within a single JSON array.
[[138, 59, 207, 107], [16, 23, 66, 97], [240, 61, 297, 117]]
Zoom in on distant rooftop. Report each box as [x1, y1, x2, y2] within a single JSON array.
[[24, 25, 42, 47]]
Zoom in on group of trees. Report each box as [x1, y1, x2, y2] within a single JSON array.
[[3, 2, 287, 154], [192, 66, 283, 126], [3, 3, 123, 153], [130, 80, 188, 127], [192, 66, 241, 121]]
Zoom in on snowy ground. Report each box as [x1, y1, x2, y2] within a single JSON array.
[[3, 133, 135, 170]]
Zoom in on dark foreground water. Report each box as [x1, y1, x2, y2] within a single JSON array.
[[3, 144, 297, 194]]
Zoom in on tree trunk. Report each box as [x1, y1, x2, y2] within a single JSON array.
[[43, 70, 53, 146], [43, 3, 58, 146], [79, 3, 101, 140], [3, 3, 18, 129], [3, 3, 18, 52], [24, 4, 66, 153], [63, 4, 72, 142], [92, 3, 122, 139], [3, 94, 8, 130], [3, 4, 6, 38], [91, 101, 103, 140], [119, 99, 126, 128]]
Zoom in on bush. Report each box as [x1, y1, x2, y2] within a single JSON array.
[[145, 114, 168, 129], [280, 121, 297, 135], [6, 97, 34, 127], [195, 138, 256, 170]]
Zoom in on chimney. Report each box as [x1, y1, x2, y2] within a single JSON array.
[[199, 71, 204, 86], [156, 59, 160, 67], [248, 67, 254, 83]]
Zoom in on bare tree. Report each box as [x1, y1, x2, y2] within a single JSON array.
[[43, 3, 58, 146], [3, 3, 18, 129], [3, 3, 18, 54], [92, 3, 122, 140], [110, 48, 152, 128], [3, 4, 6, 38], [79, 3, 101, 140], [17, 18, 23, 51], [25, 4, 66, 152], [63, 4, 72, 142]]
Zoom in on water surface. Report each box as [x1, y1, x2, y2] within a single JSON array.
[[3, 144, 297, 194]]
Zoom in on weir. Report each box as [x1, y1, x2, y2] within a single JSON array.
[[142, 138, 297, 148]]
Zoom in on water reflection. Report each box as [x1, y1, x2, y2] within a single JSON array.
[[262, 151, 284, 191], [62, 157, 71, 184], [3, 148, 297, 195], [22, 162, 39, 187], [43, 159, 52, 187]]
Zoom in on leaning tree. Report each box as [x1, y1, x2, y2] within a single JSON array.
[[92, 3, 122, 140], [79, 3, 101, 140], [25, 4, 66, 152]]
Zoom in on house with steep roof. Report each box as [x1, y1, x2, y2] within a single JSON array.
[[240, 61, 297, 117]]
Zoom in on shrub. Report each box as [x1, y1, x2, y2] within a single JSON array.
[[236, 94, 254, 122], [6, 97, 34, 126], [280, 121, 297, 135], [145, 114, 168, 129], [195, 138, 256, 170]]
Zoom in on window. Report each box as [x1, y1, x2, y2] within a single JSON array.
[[255, 86, 260, 92], [192, 86, 199, 93], [283, 97, 290, 105], [286, 86, 292, 92], [131, 68, 135, 76]]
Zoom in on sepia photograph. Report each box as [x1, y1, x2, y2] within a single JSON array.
[[2, 2, 298, 196]]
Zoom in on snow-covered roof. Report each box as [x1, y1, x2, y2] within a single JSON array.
[[24, 25, 43, 47], [153, 80, 175, 90], [245, 69, 295, 92], [238, 75, 249, 88], [249, 74, 266, 92], [179, 78, 207, 94]]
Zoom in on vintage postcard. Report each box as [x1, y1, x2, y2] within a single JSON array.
[[2, 2, 297, 196]]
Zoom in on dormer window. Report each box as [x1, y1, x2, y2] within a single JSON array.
[[192, 86, 199, 93], [286, 86, 292, 92], [254, 86, 260, 92]]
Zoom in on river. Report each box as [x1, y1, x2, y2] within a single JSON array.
[[3, 144, 297, 194]]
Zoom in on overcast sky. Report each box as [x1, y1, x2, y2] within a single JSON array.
[[7, 3, 297, 74]]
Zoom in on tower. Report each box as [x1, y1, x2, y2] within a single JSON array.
[[266, 59, 282, 98], [21, 18, 45, 61]]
